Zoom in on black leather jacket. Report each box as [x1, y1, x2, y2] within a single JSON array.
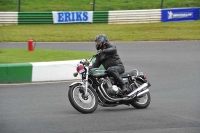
[[92, 43, 124, 70]]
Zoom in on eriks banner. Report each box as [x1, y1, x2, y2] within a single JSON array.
[[52, 11, 93, 24]]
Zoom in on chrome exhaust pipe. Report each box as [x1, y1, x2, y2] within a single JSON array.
[[97, 87, 115, 102], [127, 83, 148, 97], [136, 89, 149, 97]]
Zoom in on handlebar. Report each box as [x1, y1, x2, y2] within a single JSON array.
[[89, 53, 99, 62]]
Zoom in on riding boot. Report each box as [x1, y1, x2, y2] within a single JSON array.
[[121, 84, 130, 94]]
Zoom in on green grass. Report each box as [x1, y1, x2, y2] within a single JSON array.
[[0, 48, 95, 63], [0, 0, 199, 63], [0, 21, 200, 42], [0, 21, 199, 63], [0, 0, 199, 11]]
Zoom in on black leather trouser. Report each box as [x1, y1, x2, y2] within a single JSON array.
[[106, 65, 125, 88]]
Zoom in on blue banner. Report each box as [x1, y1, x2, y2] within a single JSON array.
[[162, 8, 199, 22]]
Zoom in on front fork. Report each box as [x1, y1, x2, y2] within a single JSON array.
[[83, 66, 89, 96]]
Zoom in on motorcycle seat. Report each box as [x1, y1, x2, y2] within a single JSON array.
[[120, 70, 138, 78]]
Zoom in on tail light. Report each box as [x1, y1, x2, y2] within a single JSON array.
[[76, 63, 85, 74], [143, 74, 146, 79]]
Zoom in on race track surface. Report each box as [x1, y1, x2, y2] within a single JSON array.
[[0, 41, 200, 133]]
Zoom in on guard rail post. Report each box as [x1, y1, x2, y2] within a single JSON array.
[[18, 0, 21, 12], [161, 0, 164, 9]]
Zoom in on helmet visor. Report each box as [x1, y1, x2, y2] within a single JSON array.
[[96, 40, 102, 45]]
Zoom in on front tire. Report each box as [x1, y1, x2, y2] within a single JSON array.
[[68, 84, 98, 114]]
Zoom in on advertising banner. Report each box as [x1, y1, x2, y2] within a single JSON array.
[[162, 8, 199, 22], [52, 11, 93, 24]]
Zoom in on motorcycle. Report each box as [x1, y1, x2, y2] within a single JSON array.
[[68, 53, 151, 114]]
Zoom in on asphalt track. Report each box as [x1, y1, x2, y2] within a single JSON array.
[[0, 41, 200, 133]]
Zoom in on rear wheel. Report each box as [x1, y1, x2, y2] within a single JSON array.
[[130, 81, 151, 109], [130, 92, 151, 109], [68, 83, 98, 114]]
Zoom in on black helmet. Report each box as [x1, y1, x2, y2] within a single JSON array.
[[94, 34, 109, 50]]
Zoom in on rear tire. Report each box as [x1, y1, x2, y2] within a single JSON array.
[[68, 83, 98, 114], [130, 92, 151, 109], [130, 81, 151, 109]]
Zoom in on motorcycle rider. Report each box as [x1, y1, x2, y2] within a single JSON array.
[[92, 34, 130, 94]]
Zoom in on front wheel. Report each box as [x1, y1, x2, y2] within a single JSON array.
[[68, 83, 98, 114]]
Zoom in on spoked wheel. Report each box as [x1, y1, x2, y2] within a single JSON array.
[[130, 92, 151, 109], [130, 81, 151, 109], [68, 84, 98, 114]]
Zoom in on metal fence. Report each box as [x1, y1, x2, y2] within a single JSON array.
[[2, 8, 199, 25], [108, 9, 161, 24], [0, 11, 109, 25], [18, 12, 53, 24], [0, 12, 18, 25]]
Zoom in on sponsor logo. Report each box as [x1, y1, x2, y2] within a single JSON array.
[[58, 12, 89, 22], [168, 11, 193, 19]]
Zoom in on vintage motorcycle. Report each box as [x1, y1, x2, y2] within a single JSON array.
[[68, 54, 151, 114]]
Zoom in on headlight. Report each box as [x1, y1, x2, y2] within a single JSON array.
[[76, 63, 85, 74]]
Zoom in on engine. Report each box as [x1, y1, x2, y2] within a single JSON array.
[[99, 77, 121, 96]]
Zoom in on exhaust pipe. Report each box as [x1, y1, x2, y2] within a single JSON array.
[[136, 89, 149, 97], [127, 83, 148, 97]]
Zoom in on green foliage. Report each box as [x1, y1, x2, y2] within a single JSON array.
[[0, 0, 199, 11]]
